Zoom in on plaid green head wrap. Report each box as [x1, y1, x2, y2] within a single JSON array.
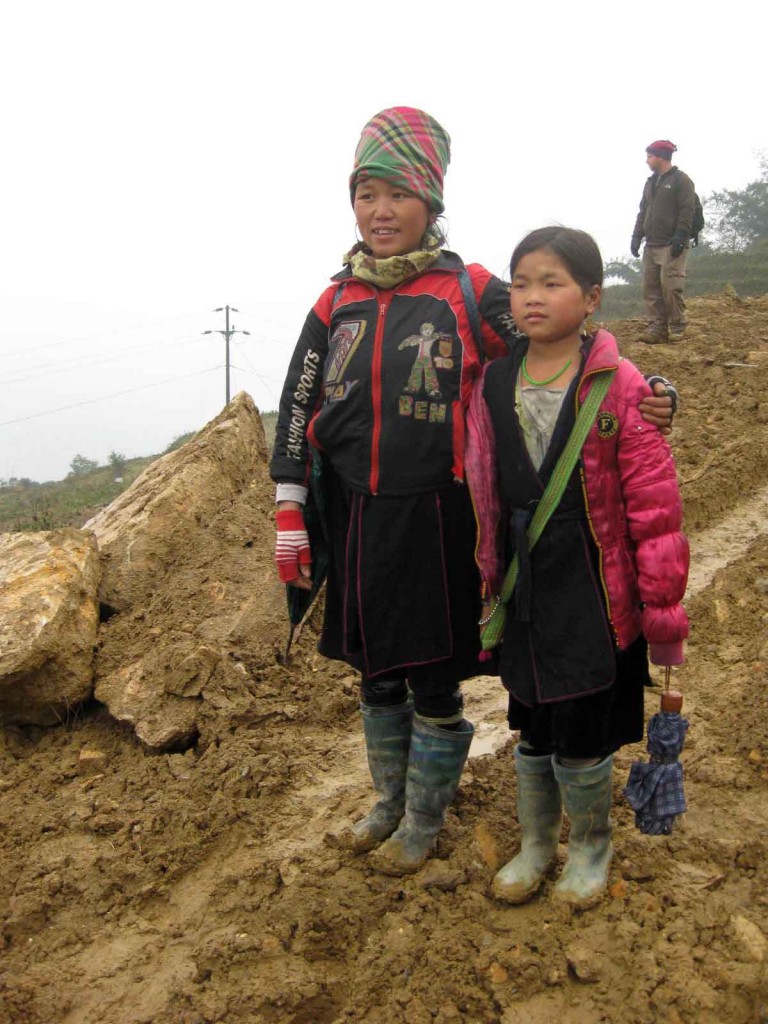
[[349, 106, 451, 215]]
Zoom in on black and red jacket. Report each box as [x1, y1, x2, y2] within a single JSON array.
[[270, 251, 520, 497]]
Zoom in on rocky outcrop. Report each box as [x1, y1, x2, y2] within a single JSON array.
[[0, 392, 291, 748], [85, 391, 269, 612], [0, 528, 100, 725], [88, 393, 288, 750]]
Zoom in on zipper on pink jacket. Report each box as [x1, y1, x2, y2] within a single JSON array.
[[576, 365, 619, 643]]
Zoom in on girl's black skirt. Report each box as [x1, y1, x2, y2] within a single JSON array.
[[507, 632, 649, 759]]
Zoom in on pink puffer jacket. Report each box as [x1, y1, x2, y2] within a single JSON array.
[[466, 329, 689, 666]]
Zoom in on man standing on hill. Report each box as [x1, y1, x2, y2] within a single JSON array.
[[631, 140, 696, 344]]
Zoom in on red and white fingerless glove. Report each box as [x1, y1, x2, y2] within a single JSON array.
[[275, 509, 312, 583]]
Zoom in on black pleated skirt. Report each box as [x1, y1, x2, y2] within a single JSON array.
[[318, 469, 493, 684], [507, 632, 649, 759]]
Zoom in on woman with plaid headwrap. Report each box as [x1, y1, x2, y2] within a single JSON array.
[[270, 107, 675, 876]]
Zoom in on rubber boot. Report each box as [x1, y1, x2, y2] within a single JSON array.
[[552, 755, 614, 909], [492, 746, 562, 904], [369, 715, 474, 875], [337, 701, 413, 853]]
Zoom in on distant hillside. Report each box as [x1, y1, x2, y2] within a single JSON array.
[[602, 237, 768, 318], [0, 456, 159, 532], [0, 413, 280, 534]]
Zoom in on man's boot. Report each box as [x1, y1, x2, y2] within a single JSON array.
[[369, 715, 474, 875], [338, 701, 413, 852], [639, 326, 668, 345], [552, 755, 614, 909], [492, 746, 562, 903]]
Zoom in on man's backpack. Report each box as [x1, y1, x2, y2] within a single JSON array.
[[690, 192, 705, 246], [672, 168, 705, 246]]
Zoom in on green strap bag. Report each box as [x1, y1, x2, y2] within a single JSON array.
[[481, 368, 617, 651]]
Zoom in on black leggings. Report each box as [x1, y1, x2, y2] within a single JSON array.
[[361, 671, 464, 723]]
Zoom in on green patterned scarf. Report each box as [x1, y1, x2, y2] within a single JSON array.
[[343, 237, 441, 289]]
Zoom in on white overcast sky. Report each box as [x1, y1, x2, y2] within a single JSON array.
[[1, 0, 764, 483]]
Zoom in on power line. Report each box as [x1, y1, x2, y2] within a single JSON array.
[[0, 310, 211, 361], [5, 332, 208, 385], [0, 365, 222, 427], [231, 336, 282, 405], [222, 307, 305, 345]]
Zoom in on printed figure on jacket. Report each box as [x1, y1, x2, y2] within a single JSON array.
[[270, 107, 677, 879], [466, 226, 689, 908], [399, 322, 450, 399]]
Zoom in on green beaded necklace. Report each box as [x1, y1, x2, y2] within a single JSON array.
[[521, 354, 573, 387]]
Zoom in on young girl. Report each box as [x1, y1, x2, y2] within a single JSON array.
[[466, 227, 689, 908]]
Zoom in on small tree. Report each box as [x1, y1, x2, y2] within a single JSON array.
[[68, 454, 99, 477], [108, 451, 127, 476], [604, 257, 642, 286], [706, 154, 768, 253]]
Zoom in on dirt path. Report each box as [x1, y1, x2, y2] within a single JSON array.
[[686, 480, 768, 597]]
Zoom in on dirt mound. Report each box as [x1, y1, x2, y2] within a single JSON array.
[[1, 294, 767, 1024]]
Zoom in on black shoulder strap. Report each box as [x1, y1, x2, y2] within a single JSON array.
[[458, 266, 484, 363]]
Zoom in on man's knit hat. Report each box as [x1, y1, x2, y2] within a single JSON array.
[[349, 107, 451, 214], [646, 140, 677, 160]]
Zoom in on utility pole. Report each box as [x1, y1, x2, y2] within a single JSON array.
[[203, 306, 250, 404]]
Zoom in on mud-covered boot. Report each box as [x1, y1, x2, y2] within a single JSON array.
[[639, 326, 668, 345], [369, 716, 474, 875], [492, 746, 562, 904], [338, 701, 413, 853], [552, 755, 614, 909]]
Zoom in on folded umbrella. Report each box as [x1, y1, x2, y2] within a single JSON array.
[[623, 669, 689, 835]]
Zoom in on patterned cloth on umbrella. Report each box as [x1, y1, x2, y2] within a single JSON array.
[[349, 106, 451, 213], [623, 709, 689, 835]]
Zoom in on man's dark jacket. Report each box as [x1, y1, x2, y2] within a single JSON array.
[[632, 167, 696, 247]]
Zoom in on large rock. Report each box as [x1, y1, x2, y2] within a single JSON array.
[[0, 528, 100, 725], [87, 391, 285, 748], [85, 392, 269, 611], [94, 659, 201, 751]]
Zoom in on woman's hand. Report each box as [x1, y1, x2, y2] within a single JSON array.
[[275, 502, 313, 590]]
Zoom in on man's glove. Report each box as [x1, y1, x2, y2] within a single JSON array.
[[646, 376, 679, 416], [275, 509, 312, 584], [630, 238, 641, 259], [670, 240, 686, 259]]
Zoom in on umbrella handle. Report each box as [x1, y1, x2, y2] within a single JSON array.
[[661, 666, 683, 712], [281, 623, 296, 665]]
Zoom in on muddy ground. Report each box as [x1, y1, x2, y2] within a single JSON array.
[[1, 293, 768, 1024]]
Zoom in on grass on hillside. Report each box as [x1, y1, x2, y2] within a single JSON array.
[[0, 457, 158, 533], [0, 417, 281, 535]]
